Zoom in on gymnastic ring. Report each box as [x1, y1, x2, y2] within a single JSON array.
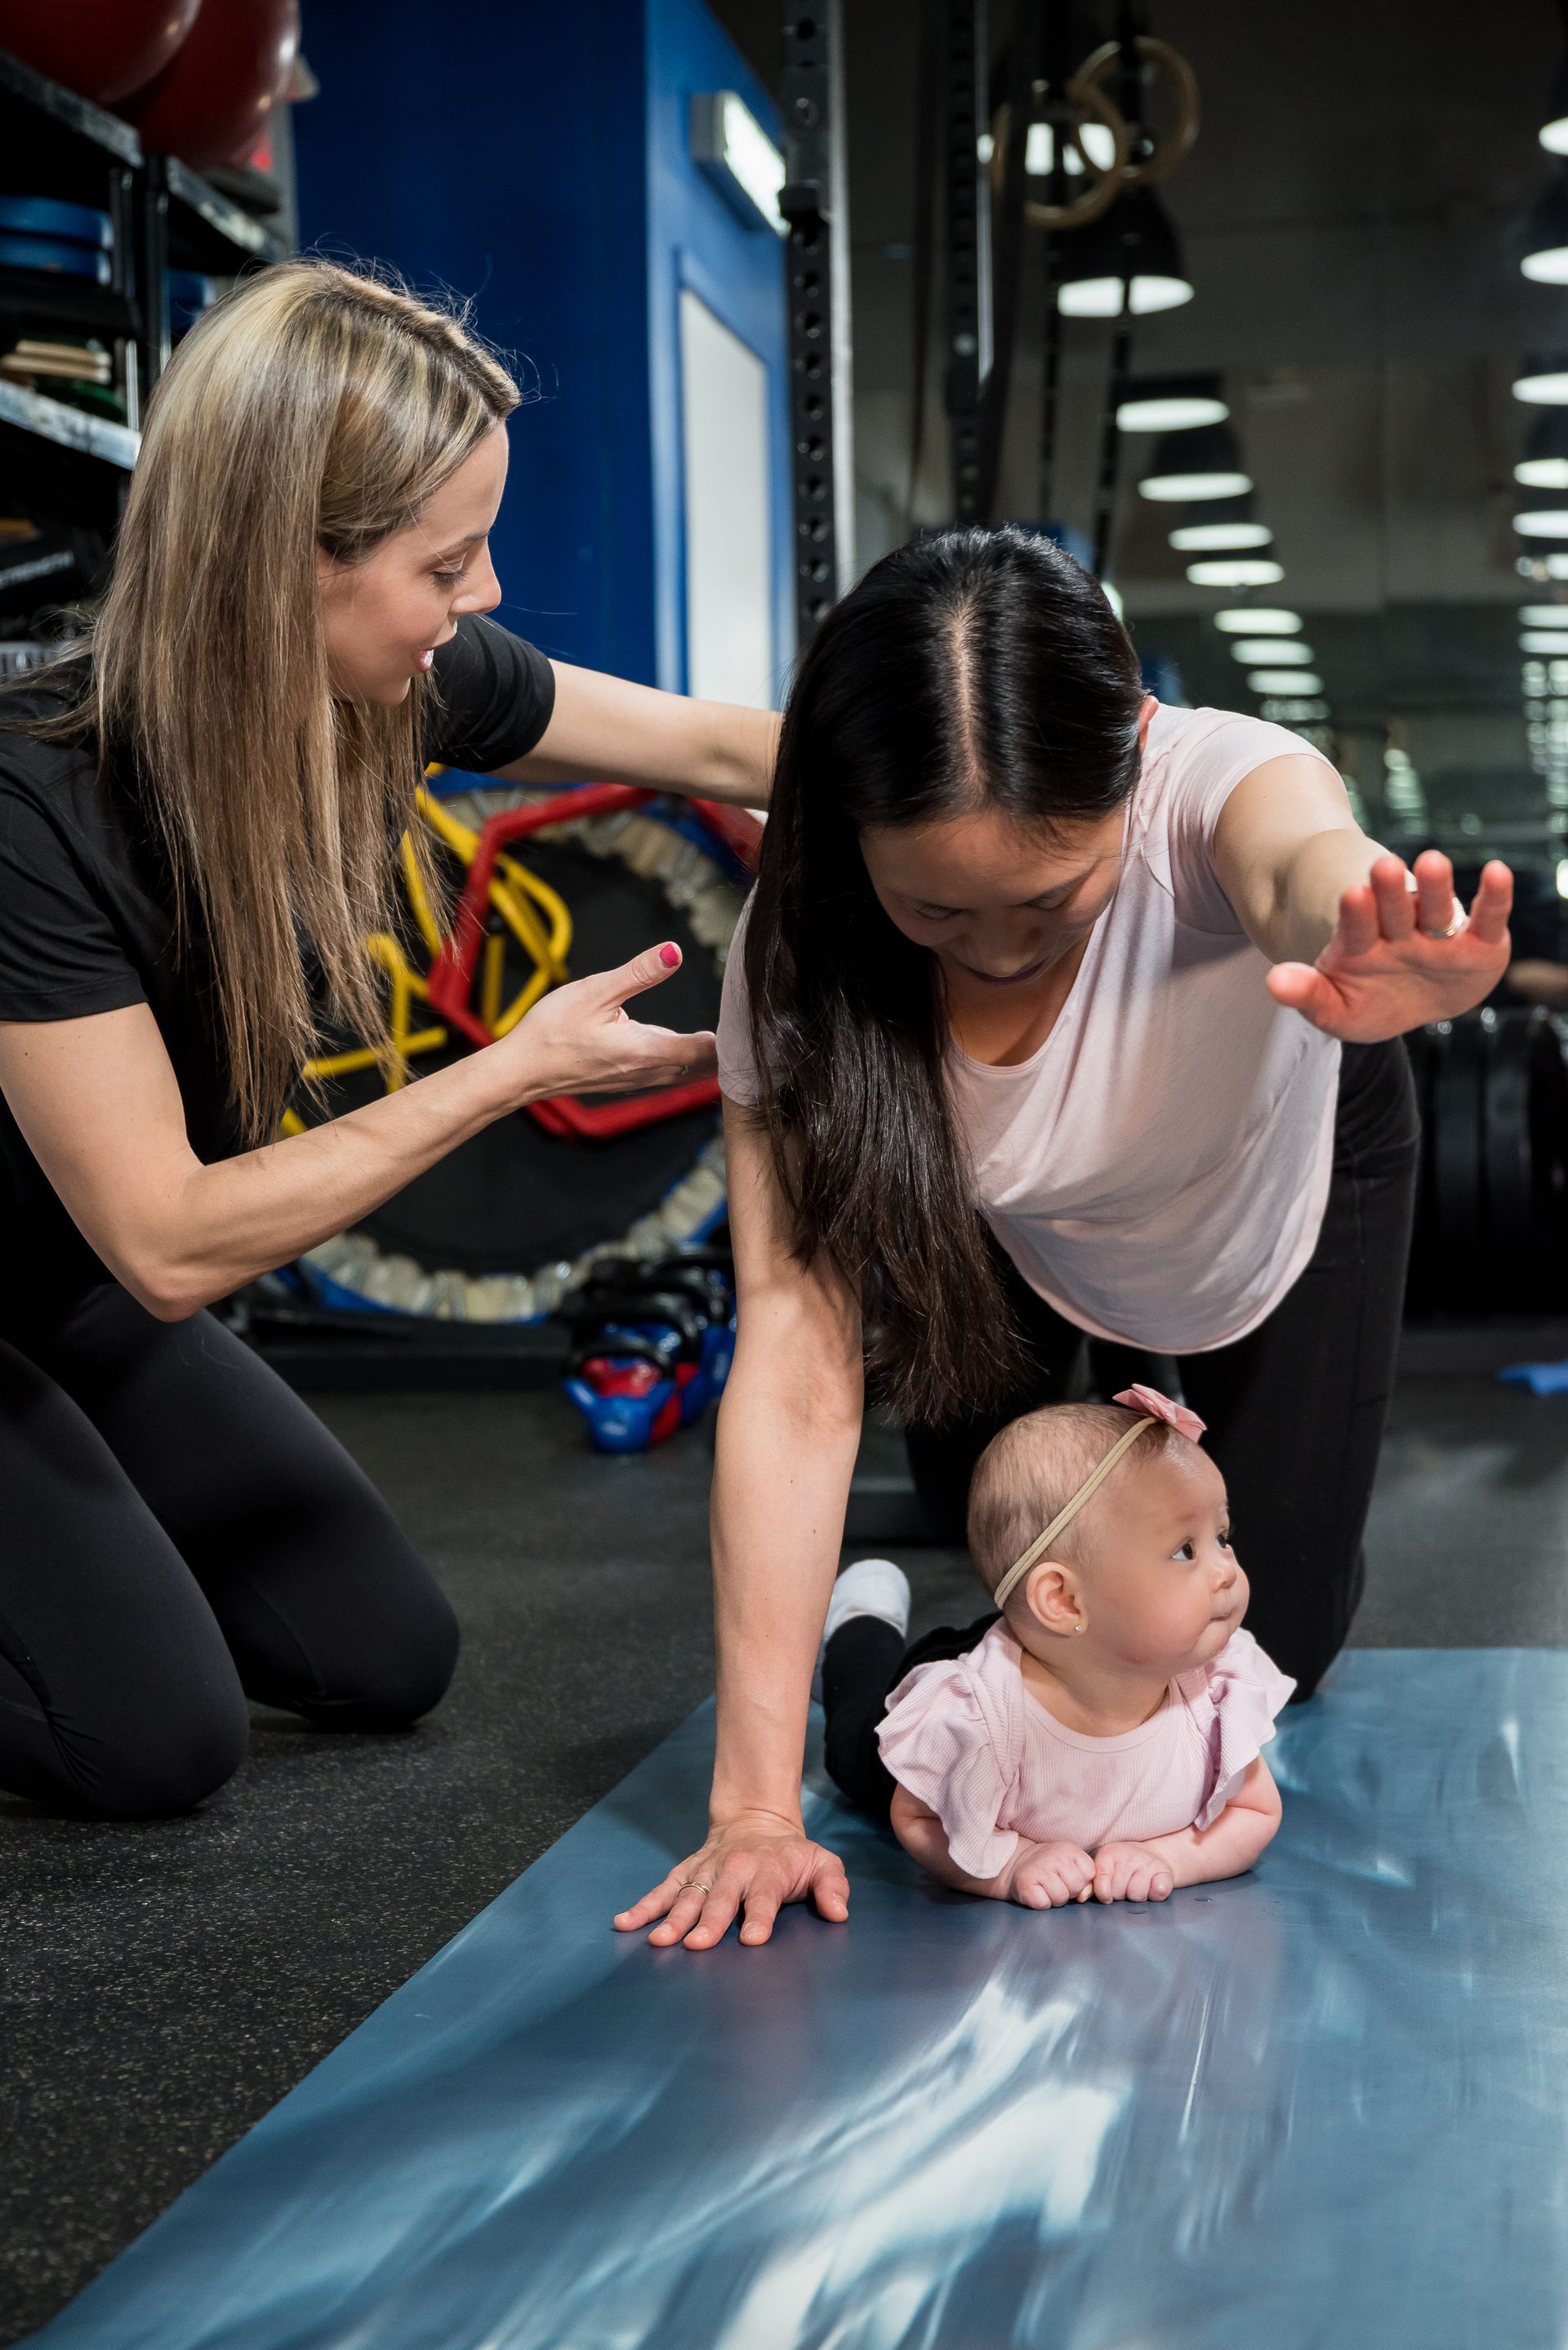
[[1073, 36, 1200, 190], [988, 84, 1130, 233]]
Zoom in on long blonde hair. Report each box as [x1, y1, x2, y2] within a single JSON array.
[[63, 259, 518, 1140]]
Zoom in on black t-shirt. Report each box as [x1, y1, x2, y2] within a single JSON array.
[[0, 614, 555, 1309]]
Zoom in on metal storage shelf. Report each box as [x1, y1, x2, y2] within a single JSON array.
[[0, 265, 138, 341], [0, 380, 138, 470], [159, 154, 285, 273], [0, 48, 141, 193]]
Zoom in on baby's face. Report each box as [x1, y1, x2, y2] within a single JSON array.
[[1068, 1443, 1245, 1674]]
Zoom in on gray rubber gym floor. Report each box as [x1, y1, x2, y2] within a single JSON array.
[[2, 1353, 1566, 2343]]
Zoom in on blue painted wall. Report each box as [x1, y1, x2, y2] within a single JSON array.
[[293, 0, 789, 693]]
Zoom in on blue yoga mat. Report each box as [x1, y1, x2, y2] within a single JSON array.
[[26, 1650, 1568, 2348]]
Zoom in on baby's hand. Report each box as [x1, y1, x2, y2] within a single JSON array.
[[1092, 1842, 1174, 1903], [1007, 1839, 1097, 1909]]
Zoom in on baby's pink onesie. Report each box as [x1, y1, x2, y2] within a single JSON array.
[[876, 1623, 1295, 1879]]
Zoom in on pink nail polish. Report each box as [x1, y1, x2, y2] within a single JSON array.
[[659, 943, 679, 968]]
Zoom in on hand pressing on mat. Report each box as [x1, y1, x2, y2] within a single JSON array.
[[615, 1809, 851, 1950], [510, 941, 717, 1101], [1266, 850, 1512, 1042]]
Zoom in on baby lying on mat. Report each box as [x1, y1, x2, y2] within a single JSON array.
[[876, 1388, 1293, 1908]]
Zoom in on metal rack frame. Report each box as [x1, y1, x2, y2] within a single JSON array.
[[780, 4, 855, 649]]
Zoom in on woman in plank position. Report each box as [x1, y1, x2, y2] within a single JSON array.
[[617, 525, 1509, 1948]]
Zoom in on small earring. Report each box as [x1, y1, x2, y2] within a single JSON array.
[[1074, 1622, 1087, 1634]]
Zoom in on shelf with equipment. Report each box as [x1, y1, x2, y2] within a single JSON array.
[[136, 153, 286, 382], [0, 377, 137, 534], [158, 154, 285, 273], [0, 42, 292, 542], [0, 380, 137, 469], [0, 48, 141, 198], [0, 47, 143, 444]]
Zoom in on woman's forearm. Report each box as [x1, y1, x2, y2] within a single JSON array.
[[500, 663, 777, 808], [1265, 828, 1388, 965], [154, 1046, 518, 1314], [0, 944, 710, 1322], [707, 1348, 864, 1826]]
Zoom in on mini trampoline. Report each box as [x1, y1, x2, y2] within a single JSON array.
[[284, 776, 758, 1322]]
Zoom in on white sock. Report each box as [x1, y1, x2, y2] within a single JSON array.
[[813, 1558, 911, 1702]]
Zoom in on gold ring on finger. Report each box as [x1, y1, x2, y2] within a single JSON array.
[[679, 1877, 714, 1894]]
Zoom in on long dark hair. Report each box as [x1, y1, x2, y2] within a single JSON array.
[[745, 525, 1144, 1425]]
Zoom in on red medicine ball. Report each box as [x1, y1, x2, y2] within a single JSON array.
[[123, 0, 301, 174], [0, 0, 202, 106]]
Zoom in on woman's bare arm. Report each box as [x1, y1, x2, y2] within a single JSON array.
[[613, 1100, 865, 1950], [1214, 756, 1510, 1039], [488, 661, 777, 808], [0, 943, 710, 1321]]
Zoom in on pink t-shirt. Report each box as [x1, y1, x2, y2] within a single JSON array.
[[715, 704, 1343, 1353], [876, 1622, 1295, 1880]]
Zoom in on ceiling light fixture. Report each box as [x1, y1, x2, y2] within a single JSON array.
[[1260, 698, 1329, 722], [1523, 167, 1568, 283], [1138, 421, 1251, 503], [1513, 504, 1568, 538], [1213, 608, 1303, 634], [1513, 356, 1568, 404], [1170, 520, 1273, 552], [1116, 372, 1228, 435], [1521, 631, 1568, 653], [1521, 604, 1568, 625], [1544, 56, 1568, 154], [1187, 559, 1285, 587], [1230, 638, 1314, 665], [1516, 408, 1568, 488], [1249, 669, 1322, 694], [1055, 190, 1195, 319]]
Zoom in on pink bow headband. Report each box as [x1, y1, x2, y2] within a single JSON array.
[[991, 1385, 1207, 1612]]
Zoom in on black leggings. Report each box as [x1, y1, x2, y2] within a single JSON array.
[[824, 1037, 1419, 1821], [0, 1283, 459, 1821]]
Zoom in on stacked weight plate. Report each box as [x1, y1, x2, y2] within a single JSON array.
[[1405, 1008, 1568, 1316], [0, 194, 114, 289]]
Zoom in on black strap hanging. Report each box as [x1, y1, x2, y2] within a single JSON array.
[[941, 0, 992, 526], [781, 4, 856, 647]]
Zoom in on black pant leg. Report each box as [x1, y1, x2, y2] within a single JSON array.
[[0, 1331, 250, 1818], [822, 1612, 1000, 1822], [852, 1242, 1084, 1822], [1177, 1040, 1418, 1698], [23, 1287, 460, 1729], [902, 1244, 1089, 1542]]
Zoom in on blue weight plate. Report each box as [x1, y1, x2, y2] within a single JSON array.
[[0, 195, 112, 249], [0, 234, 113, 288], [166, 268, 214, 308]]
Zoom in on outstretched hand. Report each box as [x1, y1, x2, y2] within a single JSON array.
[[505, 939, 717, 1103], [1267, 850, 1512, 1042]]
